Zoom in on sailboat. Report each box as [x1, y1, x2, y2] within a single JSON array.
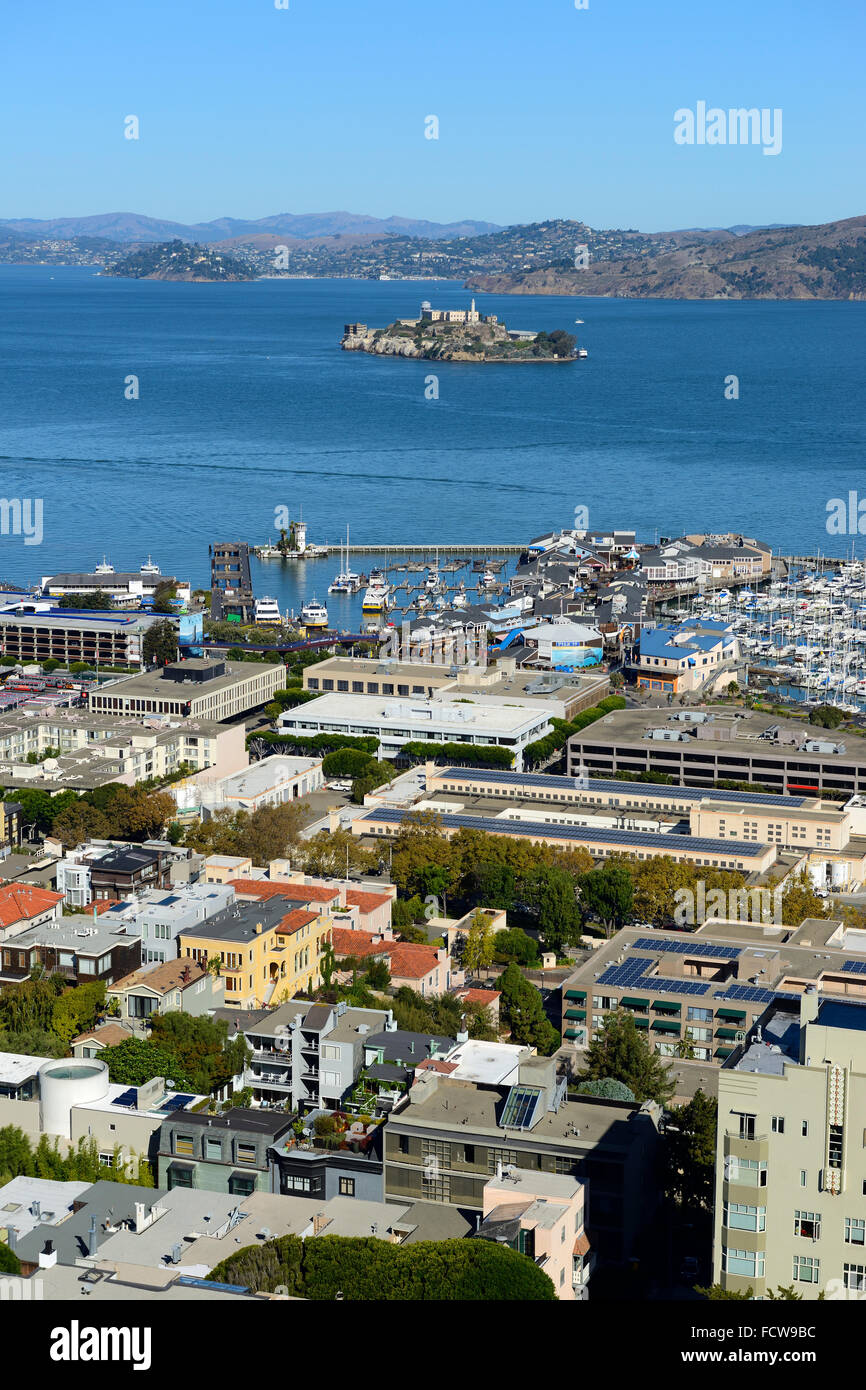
[[329, 527, 362, 593]]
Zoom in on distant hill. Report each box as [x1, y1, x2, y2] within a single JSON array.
[[103, 240, 255, 282], [0, 210, 502, 244], [466, 217, 866, 300]]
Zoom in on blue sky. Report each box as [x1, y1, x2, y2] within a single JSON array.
[[2, 0, 862, 231]]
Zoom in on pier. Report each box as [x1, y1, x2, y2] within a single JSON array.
[[254, 542, 525, 558]]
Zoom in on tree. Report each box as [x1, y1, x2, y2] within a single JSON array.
[[462, 910, 495, 975], [143, 619, 178, 667], [664, 1088, 717, 1212], [0, 1241, 20, 1274], [493, 927, 539, 967], [696, 1283, 754, 1300], [575, 1078, 635, 1101], [301, 828, 378, 878], [778, 869, 831, 925], [526, 866, 581, 954], [579, 1010, 675, 1104], [364, 958, 391, 990], [498, 962, 559, 1054], [579, 862, 634, 937], [50, 800, 109, 849]]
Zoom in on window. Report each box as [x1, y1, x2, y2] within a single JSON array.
[[829, 1126, 843, 1168], [727, 1157, 767, 1187], [794, 1210, 821, 1240], [802, 1121, 809, 1137], [724, 1203, 766, 1232], [236, 1143, 257, 1166], [723, 1247, 765, 1278], [801, 1171, 808, 1188], [845, 1217, 866, 1246], [205, 1139, 222, 1161], [339, 1177, 356, 1197], [772, 1116, 785, 1134], [734, 1112, 757, 1141], [229, 1173, 256, 1198], [687, 1006, 712, 1023], [98, 1152, 115, 1168], [463, 1144, 475, 1164], [793, 1255, 820, 1284], [844, 1264, 866, 1291], [175, 1134, 194, 1157], [321, 1044, 339, 1060]]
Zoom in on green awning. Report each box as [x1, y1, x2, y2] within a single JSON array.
[[565, 990, 586, 1001], [652, 1000, 682, 1013], [715, 1045, 734, 1057], [716, 1027, 740, 1040], [565, 1028, 581, 1040], [565, 1009, 586, 1021], [717, 1008, 746, 1021], [633, 1018, 649, 1029], [621, 997, 649, 1010], [652, 1020, 681, 1033]]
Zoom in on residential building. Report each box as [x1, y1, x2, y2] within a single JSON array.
[[475, 1167, 591, 1299], [177, 892, 333, 1008], [0, 882, 64, 943], [0, 914, 141, 987], [156, 1107, 292, 1196], [86, 658, 283, 723], [384, 1053, 662, 1263], [713, 990, 866, 1298], [107, 958, 225, 1026], [96, 883, 235, 963], [171, 755, 324, 819], [331, 926, 454, 996], [71, 1022, 135, 1059], [632, 620, 742, 696], [0, 605, 165, 668], [237, 998, 389, 1111]]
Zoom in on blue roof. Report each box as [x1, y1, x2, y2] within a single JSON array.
[[817, 1000, 866, 1032]]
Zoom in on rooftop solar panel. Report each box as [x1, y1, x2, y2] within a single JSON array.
[[112, 1088, 138, 1109], [843, 960, 866, 976], [436, 767, 807, 809], [159, 1093, 194, 1113], [365, 808, 768, 857], [632, 936, 740, 960]]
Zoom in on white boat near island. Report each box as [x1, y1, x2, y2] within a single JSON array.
[[300, 598, 329, 629]]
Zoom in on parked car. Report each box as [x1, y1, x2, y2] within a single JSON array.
[[680, 1256, 700, 1282]]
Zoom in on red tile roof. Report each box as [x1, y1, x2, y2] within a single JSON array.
[[330, 929, 439, 980], [277, 909, 320, 935], [416, 1059, 458, 1075], [331, 928, 382, 959], [344, 889, 392, 913], [458, 988, 501, 1006], [0, 883, 64, 929], [229, 879, 340, 906]]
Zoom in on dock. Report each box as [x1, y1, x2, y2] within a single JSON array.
[[255, 542, 525, 558]]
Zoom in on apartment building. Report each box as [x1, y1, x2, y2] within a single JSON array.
[[94, 883, 235, 963], [156, 1108, 292, 1196], [0, 883, 64, 943], [713, 990, 866, 1298], [0, 707, 248, 793], [568, 706, 866, 799], [475, 1168, 591, 1300], [171, 755, 324, 820], [237, 998, 390, 1112], [561, 917, 866, 1061], [86, 658, 283, 723], [0, 606, 161, 668], [384, 1053, 662, 1264], [178, 893, 332, 1008], [0, 914, 141, 987]]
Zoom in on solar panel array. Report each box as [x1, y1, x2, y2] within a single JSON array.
[[437, 766, 807, 809], [642, 976, 711, 997], [632, 936, 740, 961], [598, 957, 657, 988], [112, 1088, 138, 1109], [843, 960, 866, 976], [366, 808, 768, 857], [160, 1093, 195, 1112], [717, 983, 778, 1004]]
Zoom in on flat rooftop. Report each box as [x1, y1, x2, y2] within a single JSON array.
[[570, 706, 866, 766], [431, 766, 814, 809], [283, 691, 548, 734], [93, 660, 276, 701], [177, 896, 312, 945]]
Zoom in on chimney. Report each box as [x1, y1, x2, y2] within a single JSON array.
[[255, 921, 263, 936], [87, 1216, 99, 1256], [5, 1227, 17, 1252], [385, 1009, 397, 1033], [38, 1239, 57, 1269], [800, 985, 819, 1027]]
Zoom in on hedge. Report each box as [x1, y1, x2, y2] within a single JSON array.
[[207, 1233, 556, 1300]]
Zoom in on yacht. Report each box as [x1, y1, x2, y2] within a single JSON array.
[[254, 596, 283, 627], [300, 598, 329, 630], [362, 569, 390, 613], [479, 568, 497, 589], [328, 527, 362, 594], [94, 557, 115, 575], [140, 555, 161, 577]]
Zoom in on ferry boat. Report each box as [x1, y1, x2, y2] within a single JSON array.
[[254, 596, 283, 627], [362, 569, 390, 613], [300, 598, 329, 629]]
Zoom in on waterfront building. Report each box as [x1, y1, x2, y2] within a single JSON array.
[[85, 657, 283, 722]]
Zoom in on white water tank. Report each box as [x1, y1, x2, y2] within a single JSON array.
[[39, 1059, 110, 1139]]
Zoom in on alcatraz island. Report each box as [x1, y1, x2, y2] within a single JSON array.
[[341, 299, 586, 362]]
